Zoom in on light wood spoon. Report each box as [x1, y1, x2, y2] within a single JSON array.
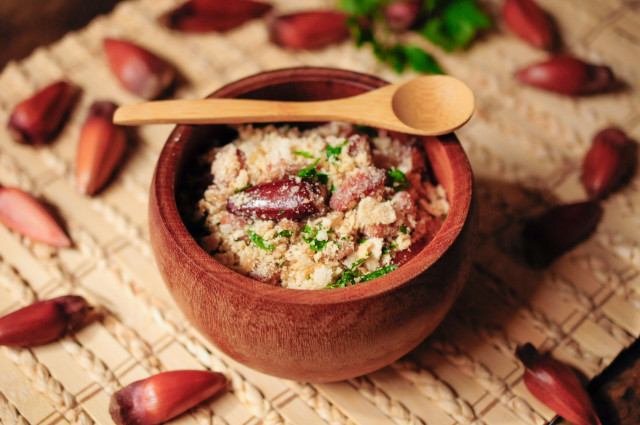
[[113, 75, 474, 136]]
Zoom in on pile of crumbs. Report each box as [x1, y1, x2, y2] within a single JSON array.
[[192, 122, 449, 290]]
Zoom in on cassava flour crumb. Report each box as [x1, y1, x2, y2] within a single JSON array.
[[189, 122, 449, 290]]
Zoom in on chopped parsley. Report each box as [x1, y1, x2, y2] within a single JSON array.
[[297, 159, 329, 185], [278, 230, 295, 237], [400, 224, 409, 234], [381, 243, 397, 256], [360, 264, 399, 283], [386, 168, 410, 191], [326, 258, 366, 288], [357, 238, 368, 244], [326, 259, 397, 288], [293, 150, 314, 158], [326, 140, 348, 162], [247, 230, 274, 251], [302, 224, 329, 252], [234, 184, 252, 193]]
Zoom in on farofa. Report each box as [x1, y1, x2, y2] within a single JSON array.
[[192, 122, 449, 290]]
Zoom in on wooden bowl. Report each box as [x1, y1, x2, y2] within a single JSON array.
[[149, 67, 477, 382]]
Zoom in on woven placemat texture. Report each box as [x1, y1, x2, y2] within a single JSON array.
[[0, 0, 639, 424]]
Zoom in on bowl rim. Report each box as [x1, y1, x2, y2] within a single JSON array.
[[152, 66, 473, 304]]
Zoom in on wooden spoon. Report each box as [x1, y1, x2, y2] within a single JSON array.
[[113, 75, 474, 136]]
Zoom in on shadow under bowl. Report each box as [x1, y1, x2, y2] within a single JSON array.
[[149, 67, 477, 382]]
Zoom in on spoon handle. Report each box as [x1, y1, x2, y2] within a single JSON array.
[[112, 91, 401, 127], [116, 98, 348, 124]]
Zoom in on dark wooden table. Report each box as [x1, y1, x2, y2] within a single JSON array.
[[0, 0, 122, 69]]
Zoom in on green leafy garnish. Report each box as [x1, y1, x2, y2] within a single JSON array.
[[278, 230, 295, 237], [402, 45, 444, 74], [293, 150, 314, 158], [297, 159, 329, 185], [326, 259, 397, 288], [381, 43, 445, 74], [338, 0, 379, 15], [326, 258, 367, 288], [234, 184, 253, 193], [400, 224, 409, 234], [298, 159, 319, 177], [326, 141, 348, 162], [420, 0, 491, 52], [358, 238, 368, 244], [381, 243, 398, 256], [386, 168, 410, 191], [302, 224, 329, 252], [247, 230, 274, 251], [338, 0, 490, 74], [360, 264, 399, 282]]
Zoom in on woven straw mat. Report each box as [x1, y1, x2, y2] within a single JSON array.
[[0, 0, 639, 424]]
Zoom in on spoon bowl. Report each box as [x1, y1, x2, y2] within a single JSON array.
[[114, 75, 474, 136]]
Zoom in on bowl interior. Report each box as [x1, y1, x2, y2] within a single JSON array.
[[157, 67, 473, 301]]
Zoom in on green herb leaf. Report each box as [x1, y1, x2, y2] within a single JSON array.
[[326, 141, 347, 162], [302, 225, 328, 252], [247, 230, 274, 251], [360, 264, 399, 282], [400, 224, 409, 234], [420, 0, 491, 52], [234, 184, 253, 193], [386, 168, 410, 191], [298, 159, 320, 178], [326, 257, 367, 288], [388, 44, 409, 73], [346, 16, 374, 47], [327, 271, 356, 288], [293, 150, 314, 158], [424, 0, 443, 13], [278, 230, 295, 237], [297, 159, 329, 184], [403, 45, 444, 74], [308, 239, 327, 252], [338, 0, 379, 16]]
